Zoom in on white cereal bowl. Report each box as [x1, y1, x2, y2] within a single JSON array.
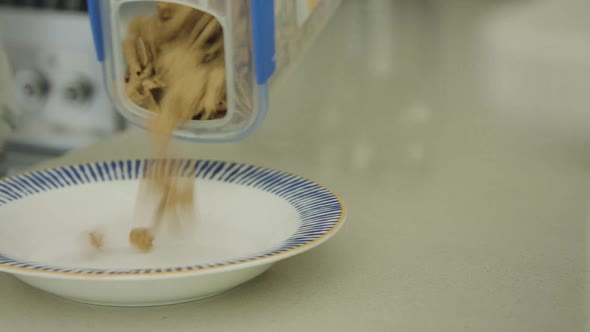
[[0, 160, 346, 306]]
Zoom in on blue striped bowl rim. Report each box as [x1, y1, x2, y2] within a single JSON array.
[[0, 159, 346, 278]]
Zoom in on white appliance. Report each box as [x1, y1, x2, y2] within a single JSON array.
[[0, 0, 124, 176]]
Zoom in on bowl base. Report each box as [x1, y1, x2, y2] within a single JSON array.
[[57, 288, 234, 307], [14, 263, 272, 308]]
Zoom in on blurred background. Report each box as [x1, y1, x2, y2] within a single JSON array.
[[0, 0, 589, 330], [1, 0, 588, 176], [0, 0, 124, 176]]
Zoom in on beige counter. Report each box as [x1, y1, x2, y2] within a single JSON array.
[[1, 1, 588, 331]]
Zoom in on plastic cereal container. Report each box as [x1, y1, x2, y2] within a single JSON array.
[[87, 0, 341, 142]]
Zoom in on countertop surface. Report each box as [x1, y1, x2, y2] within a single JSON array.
[[1, 1, 589, 331]]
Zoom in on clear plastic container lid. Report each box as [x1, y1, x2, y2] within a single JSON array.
[[88, 0, 275, 142]]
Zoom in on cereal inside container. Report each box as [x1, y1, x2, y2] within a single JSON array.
[[88, 0, 341, 142]]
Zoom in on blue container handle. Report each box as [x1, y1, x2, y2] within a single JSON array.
[[87, 0, 104, 62], [250, 0, 276, 84]]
